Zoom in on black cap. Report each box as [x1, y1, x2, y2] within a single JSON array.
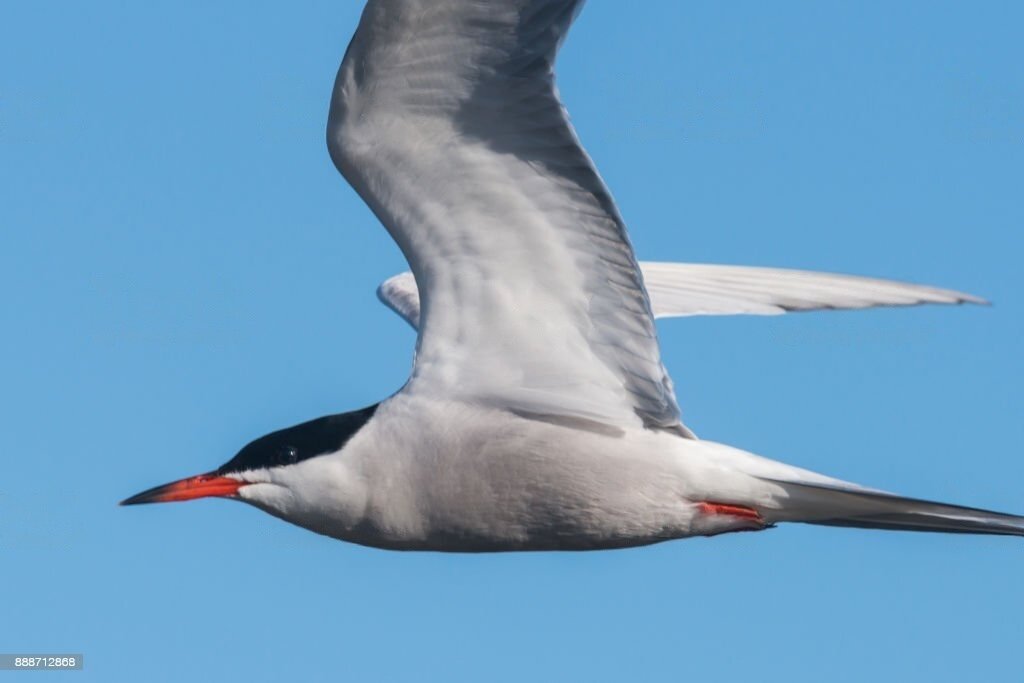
[[218, 403, 379, 474]]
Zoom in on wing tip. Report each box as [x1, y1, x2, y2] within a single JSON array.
[[960, 293, 992, 307], [916, 288, 990, 308]]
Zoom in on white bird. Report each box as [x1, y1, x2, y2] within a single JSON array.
[[123, 0, 1023, 549]]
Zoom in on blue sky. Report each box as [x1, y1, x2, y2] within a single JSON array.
[[2, 1, 1022, 681]]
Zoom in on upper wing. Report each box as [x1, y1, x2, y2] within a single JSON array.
[[378, 265, 985, 329], [329, 0, 686, 433]]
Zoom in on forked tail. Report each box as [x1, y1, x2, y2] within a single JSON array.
[[765, 479, 1024, 537]]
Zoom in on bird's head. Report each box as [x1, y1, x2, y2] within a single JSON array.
[[120, 405, 379, 516]]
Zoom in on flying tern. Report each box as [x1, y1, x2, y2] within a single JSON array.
[[123, 0, 1023, 550]]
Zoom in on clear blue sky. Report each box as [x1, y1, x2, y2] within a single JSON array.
[[2, 2, 1022, 681]]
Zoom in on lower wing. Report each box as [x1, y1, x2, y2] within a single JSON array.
[[377, 263, 985, 330]]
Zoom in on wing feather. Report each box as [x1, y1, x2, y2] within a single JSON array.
[[640, 263, 985, 317], [330, 0, 684, 432], [378, 264, 984, 328]]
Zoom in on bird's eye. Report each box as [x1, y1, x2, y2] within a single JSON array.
[[279, 446, 298, 464]]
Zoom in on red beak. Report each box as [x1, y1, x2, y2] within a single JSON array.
[[120, 472, 244, 506]]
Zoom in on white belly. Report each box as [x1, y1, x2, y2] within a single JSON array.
[[242, 395, 780, 551]]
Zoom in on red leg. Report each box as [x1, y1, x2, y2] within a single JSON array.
[[697, 501, 764, 523]]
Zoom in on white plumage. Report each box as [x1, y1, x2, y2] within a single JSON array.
[[123, 0, 1023, 549]]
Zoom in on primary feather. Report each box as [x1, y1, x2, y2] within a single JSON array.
[[328, 0, 684, 433], [377, 264, 984, 330]]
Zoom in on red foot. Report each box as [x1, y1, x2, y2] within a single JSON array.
[[697, 501, 764, 522]]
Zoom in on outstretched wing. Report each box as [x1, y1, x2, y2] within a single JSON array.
[[640, 263, 984, 316], [329, 0, 686, 433], [378, 265, 984, 329]]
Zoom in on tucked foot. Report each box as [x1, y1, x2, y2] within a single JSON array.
[[694, 501, 770, 536]]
